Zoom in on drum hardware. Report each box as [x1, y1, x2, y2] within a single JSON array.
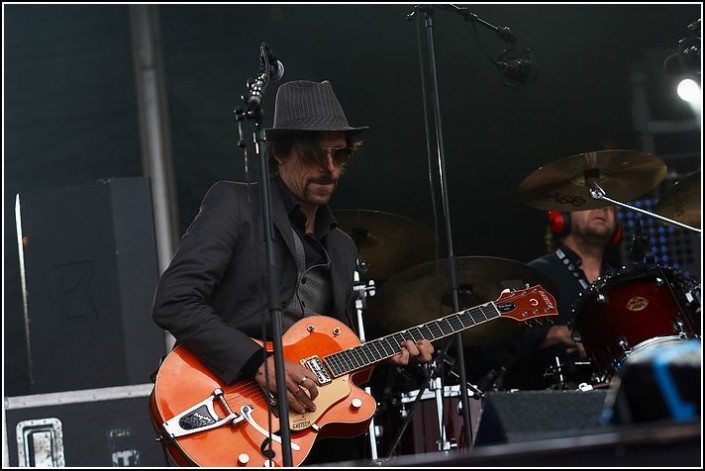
[[543, 357, 569, 389], [444, 364, 485, 398], [389, 340, 486, 455], [654, 170, 701, 229], [554, 356, 564, 385], [477, 366, 508, 393], [588, 180, 701, 234], [673, 319, 683, 333], [351, 262, 380, 461], [384, 348, 463, 458], [544, 359, 599, 390], [385, 359, 442, 458]]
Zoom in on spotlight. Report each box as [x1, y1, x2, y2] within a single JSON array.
[[677, 78, 701, 104]]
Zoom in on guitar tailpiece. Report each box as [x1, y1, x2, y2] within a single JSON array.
[[161, 388, 245, 438]]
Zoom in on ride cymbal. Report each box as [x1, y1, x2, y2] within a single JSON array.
[[365, 256, 558, 346], [334, 210, 439, 282], [518, 150, 667, 211], [655, 170, 701, 229]]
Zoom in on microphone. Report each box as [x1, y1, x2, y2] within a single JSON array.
[[261, 43, 285, 81], [245, 43, 284, 108], [497, 48, 537, 86]]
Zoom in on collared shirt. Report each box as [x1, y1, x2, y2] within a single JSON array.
[[274, 176, 336, 269]]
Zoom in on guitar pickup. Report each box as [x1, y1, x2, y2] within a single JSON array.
[[301, 356, 332, 384], [161, 388, 245, 438]]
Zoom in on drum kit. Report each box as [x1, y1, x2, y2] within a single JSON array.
[[339, 149, 701, 458]]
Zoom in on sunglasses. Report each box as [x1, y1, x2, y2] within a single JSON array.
[[301, 147, 353, 167]]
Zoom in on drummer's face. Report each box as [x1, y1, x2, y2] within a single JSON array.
[[572, 206, 617, 240]]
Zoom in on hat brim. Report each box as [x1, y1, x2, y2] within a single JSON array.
[[265, 126, 369, 139]]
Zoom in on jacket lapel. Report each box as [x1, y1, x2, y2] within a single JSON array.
[[270, 181, 297, 260]]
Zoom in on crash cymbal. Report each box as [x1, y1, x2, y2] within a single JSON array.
[[655, 170, 701, 228], [518, 150, 667, 211], [334, 210, 439, 282], [365, 256, 558, 346]]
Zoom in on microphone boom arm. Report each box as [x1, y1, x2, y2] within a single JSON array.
[[433, 4, 516, 43]]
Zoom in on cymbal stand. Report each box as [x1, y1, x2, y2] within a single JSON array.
[[351, 262, 379, 461], [588, 180, 702, 234]]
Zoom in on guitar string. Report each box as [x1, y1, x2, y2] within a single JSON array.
[[216, 291, 542, 405], [220, 303, 500, 402]]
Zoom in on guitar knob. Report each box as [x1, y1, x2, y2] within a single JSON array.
[[351, 398, 363, 409], [263, 460, 275, 467], [237, 454, 250, 465]]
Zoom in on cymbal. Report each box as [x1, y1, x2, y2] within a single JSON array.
[[334, 210, 439, 282], [365, 256, 558, 346], [655, 170, 701, 228], [518, 150, 667, 211]]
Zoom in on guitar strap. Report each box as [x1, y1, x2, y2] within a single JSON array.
[[282, 228, 334, 330]]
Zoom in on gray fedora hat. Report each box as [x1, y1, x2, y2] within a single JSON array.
[[266, 80, 368, 138]]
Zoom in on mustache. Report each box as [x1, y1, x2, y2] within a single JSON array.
[[310, 176, 336, 185]]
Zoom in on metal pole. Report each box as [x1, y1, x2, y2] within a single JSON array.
[[416, 6, 473, 449]]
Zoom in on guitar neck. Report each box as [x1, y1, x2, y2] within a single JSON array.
[[323, 301, 501, 377]]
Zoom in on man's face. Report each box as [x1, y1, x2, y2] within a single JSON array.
[[278, 131, 349, 208], [571, 206, 617, 241]]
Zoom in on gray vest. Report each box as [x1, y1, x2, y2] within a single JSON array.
[[282, 229, 333, 330]]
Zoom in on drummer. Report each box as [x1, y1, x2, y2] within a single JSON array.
[[489, 206, 622, 390]]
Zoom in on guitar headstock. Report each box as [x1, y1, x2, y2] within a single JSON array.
[[494, 285, 558, 322]]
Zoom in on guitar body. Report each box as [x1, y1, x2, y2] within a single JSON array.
[[150, 316, 376, 467], [150, 285, 557, 467]]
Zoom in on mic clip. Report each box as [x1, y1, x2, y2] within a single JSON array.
[[496, 48, 537, 87]]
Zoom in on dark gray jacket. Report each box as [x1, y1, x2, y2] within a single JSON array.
[[152, 181, 357, 384]]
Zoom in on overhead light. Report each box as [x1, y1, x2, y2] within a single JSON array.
[[676, 78, 701, 119], [677, 78, 701, 104]]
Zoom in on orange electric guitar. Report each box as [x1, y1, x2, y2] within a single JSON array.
[[150, 285, 557, 467]]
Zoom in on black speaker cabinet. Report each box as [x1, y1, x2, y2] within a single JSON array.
[[15, 177, 165, 394], [474, 390, 609, 446]]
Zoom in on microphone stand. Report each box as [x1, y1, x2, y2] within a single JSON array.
[[234, 47, 293, 467], [405, 5, 523, 450], [406, 4, 472, 450]]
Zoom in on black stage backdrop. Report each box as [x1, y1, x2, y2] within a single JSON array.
[[4, 4, 701, 395]]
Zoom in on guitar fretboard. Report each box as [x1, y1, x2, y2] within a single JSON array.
[[323, 301, 501, 377]]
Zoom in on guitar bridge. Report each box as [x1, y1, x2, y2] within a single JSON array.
[[162, 388, 245, 438]]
